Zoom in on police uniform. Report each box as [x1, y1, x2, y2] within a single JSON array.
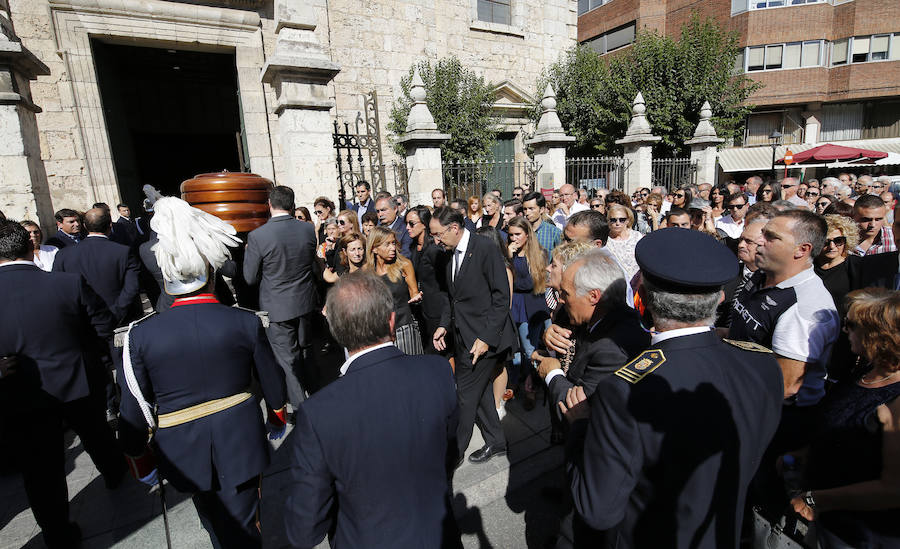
[[116, 197, 287, 549], [566, 229, 784, 549]]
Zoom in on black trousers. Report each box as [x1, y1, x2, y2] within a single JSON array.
[[61, 395, 125, 482], [266, 314, 311, 410], [1, 402, 74, 548], [453, 340, 506, 457], [192, 475, 262, 549]]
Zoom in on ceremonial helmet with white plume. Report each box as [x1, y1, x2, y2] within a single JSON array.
[[150, 196, 241, 295]]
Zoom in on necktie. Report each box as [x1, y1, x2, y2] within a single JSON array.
[[453, 250, 461, 282]]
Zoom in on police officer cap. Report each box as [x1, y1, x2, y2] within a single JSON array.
[[635, 228, 738, 290]]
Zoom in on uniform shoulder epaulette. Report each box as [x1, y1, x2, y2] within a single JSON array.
[[231, 305, 270, 328], [614, 349, 666, 384], [723, 338, 773, 353], [113, 311, 158, 348]]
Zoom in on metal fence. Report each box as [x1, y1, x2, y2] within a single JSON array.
[[442, 159, 541, 201], [566, 157, 629, 192], [651, 158, 697, 191]]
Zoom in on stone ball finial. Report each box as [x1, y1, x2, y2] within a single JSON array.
[[699, 100, 712, 121], [540, 83, 557, 112], [631, 92, 646, 116], [410, 66, 427, 103]]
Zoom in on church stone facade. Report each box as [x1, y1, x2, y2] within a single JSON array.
[[2, 0, 575, 230]]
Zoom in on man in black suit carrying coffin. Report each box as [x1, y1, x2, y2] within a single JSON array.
[[430, 207, 516, 464]]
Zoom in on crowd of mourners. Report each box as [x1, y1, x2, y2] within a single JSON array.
[[1, 168, 900, 549]]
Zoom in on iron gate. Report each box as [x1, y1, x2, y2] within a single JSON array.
[[333, 91, 389, 206]]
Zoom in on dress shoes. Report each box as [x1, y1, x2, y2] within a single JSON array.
[[467, 445, 507, 464]]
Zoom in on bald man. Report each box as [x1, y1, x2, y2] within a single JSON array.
[[552, 184, 589, 229]]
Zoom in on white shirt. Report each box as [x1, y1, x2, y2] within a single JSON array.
[[0, 260, 37, 268], [451, 228, 471, 282], [650, 326, 712, 345], [32, 245, 58, 272], [715, 215, 745, 239], [86, 233, 108, 239], [271, 212, 291, 219], [339, 342, 395, 376], [552, 201, 589, 229]]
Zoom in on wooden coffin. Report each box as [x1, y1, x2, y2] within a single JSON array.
[[181, 171, 273, 233]]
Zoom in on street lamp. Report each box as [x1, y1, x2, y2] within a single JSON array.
[[769, 130, 783, 179]]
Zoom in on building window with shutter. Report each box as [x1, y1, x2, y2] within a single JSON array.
[[581, 22, 636, 55], [744, 41, 823, 72], [477, 0, 511, 25], [831, 34, 898, 66], [578, 0, 614, 16]]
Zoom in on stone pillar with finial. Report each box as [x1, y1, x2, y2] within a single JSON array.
[[397, 66, 450, 208], [615, 93, 661, 195], [0, 0, 55, 231], [525, 84, 575, 197], [685, 101, 725, 187], [261, 0, 341, 208]]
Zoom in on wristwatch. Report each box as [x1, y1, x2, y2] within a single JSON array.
[[803, 490, 816, 509]]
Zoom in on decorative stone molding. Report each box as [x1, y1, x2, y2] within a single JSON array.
[[398, 66, 449, 207], [616, 93, 661, 194], [526, 84, 574, 191], [685, 101, 724, 186]]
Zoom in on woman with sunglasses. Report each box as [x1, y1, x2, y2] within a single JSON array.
[[313, 196, 336, 245], [672, 186, 693, 210], [804, 186, 821, 209], [815, 194, 835, 215], [294, 206, 312, 223], [364, 226, 423, 355], [605, 203, 642, 279], [635, 193, 664, 234], [756, 181, 782, 203], [405, 206, 451, 355], [787, 288, 900, 549], [336, 210, 360, 236]]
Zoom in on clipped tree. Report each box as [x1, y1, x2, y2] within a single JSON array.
[[388, 56, 497, 163], [537, 13, 762, 157]]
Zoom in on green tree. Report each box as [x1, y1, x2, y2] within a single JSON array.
[[388, 56, 497, 163], [537, 13, 762, 156]]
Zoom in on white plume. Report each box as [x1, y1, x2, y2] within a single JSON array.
[[150, 197, 241, 282]]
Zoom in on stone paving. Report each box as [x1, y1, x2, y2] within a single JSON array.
[[1, 391, 568, 548]]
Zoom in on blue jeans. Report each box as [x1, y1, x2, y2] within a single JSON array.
[[511, 317, 550, 388]]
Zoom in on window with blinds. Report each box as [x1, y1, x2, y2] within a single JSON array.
[[821, 103, 863, 141], [581, 22, 636, 55], [832, 34, 899, 66], [744, 41, 822, 72], [577, 0, 613, 16], [744, 111, 804, 146], [477, 0, 511, 25]]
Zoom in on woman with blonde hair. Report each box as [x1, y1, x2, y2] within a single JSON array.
[[604, 202, 642, 279], [477, 192, 504, 230], [467, 195, 482, 225], [364, 226, 423, 355], [815, 214, 861, 317], [789, 289, 900, 548], [336, 209, 360, 237]]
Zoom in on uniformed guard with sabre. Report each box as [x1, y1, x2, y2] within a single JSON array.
[[117, 197, 288, 549]]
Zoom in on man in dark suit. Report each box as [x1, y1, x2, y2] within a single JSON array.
[[45, 208, 82, 249], [560, 229, 783, 548], [449, 199, 477, 232], [53, 207, 142, 325], [346, 180, 376, 217], [244, 186, 318, 411], [430, 207, 516, 464], [283, 272, 460, 548], [535, 250, 649, 413], [0, 220, 125, 548], [113, 203, 139, 245], [376, 194, 413, 258]]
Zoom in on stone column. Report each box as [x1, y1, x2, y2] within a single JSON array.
[[0, 1, 54, 229], [685, 101, 724, 187], [397, 67, 449, 208], [525, 84, 574, 194], [615, 93, 661, 195], [261, 0, 340, 207]]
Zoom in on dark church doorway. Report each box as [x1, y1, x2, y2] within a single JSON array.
[[92, 40, 245, 211]]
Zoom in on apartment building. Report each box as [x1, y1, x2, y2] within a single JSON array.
[[578, 0, 900, 175]]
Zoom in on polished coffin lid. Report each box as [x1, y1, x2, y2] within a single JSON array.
[[181, 171, 273, 233]]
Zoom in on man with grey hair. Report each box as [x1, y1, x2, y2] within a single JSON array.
[[552, 184, 589, 229], [284, 272, 460, 548], [560, 229, 784, 548], [820, 176, 839, 197], [745, 175, 763, 204], [535, 249, 648, 412], [781, 177, 809, 209], [835, 183, 854, 204], [375, 194, 413, 257]]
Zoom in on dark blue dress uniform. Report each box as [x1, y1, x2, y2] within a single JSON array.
[[118, 294, 287, 548], [566, 229, 785, 549]]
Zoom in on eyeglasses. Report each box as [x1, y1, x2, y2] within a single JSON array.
[[430, 225, 455, 240], [824, 236, 847, 247], [591, 203, 603, 209], [739, 237, 758, 247], [609, 217, 628, 224], [315, 209, 326, 216], [727, 203, 747, 210], [806, 191, 820, 197]]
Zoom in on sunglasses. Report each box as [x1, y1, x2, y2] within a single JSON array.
[[824, 236, 847, 247], [338, 219, 348, 225], [315, 210, 326, 215], [806, 191, 820, 197], [609, 217, 628, 223], [675, 193, 685, 198], [591, 203, 603, 209], [727, 203, 747, 210], [816, 201, 831, 208]]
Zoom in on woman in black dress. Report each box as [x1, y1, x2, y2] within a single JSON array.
[[405, 206, 450, 355], [364, 226, 423, 355], [789, 289, 900, 548]]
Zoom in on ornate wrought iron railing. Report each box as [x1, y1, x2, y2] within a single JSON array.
[[442, 159, 541, 201], [565, 157, 629, 192]]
